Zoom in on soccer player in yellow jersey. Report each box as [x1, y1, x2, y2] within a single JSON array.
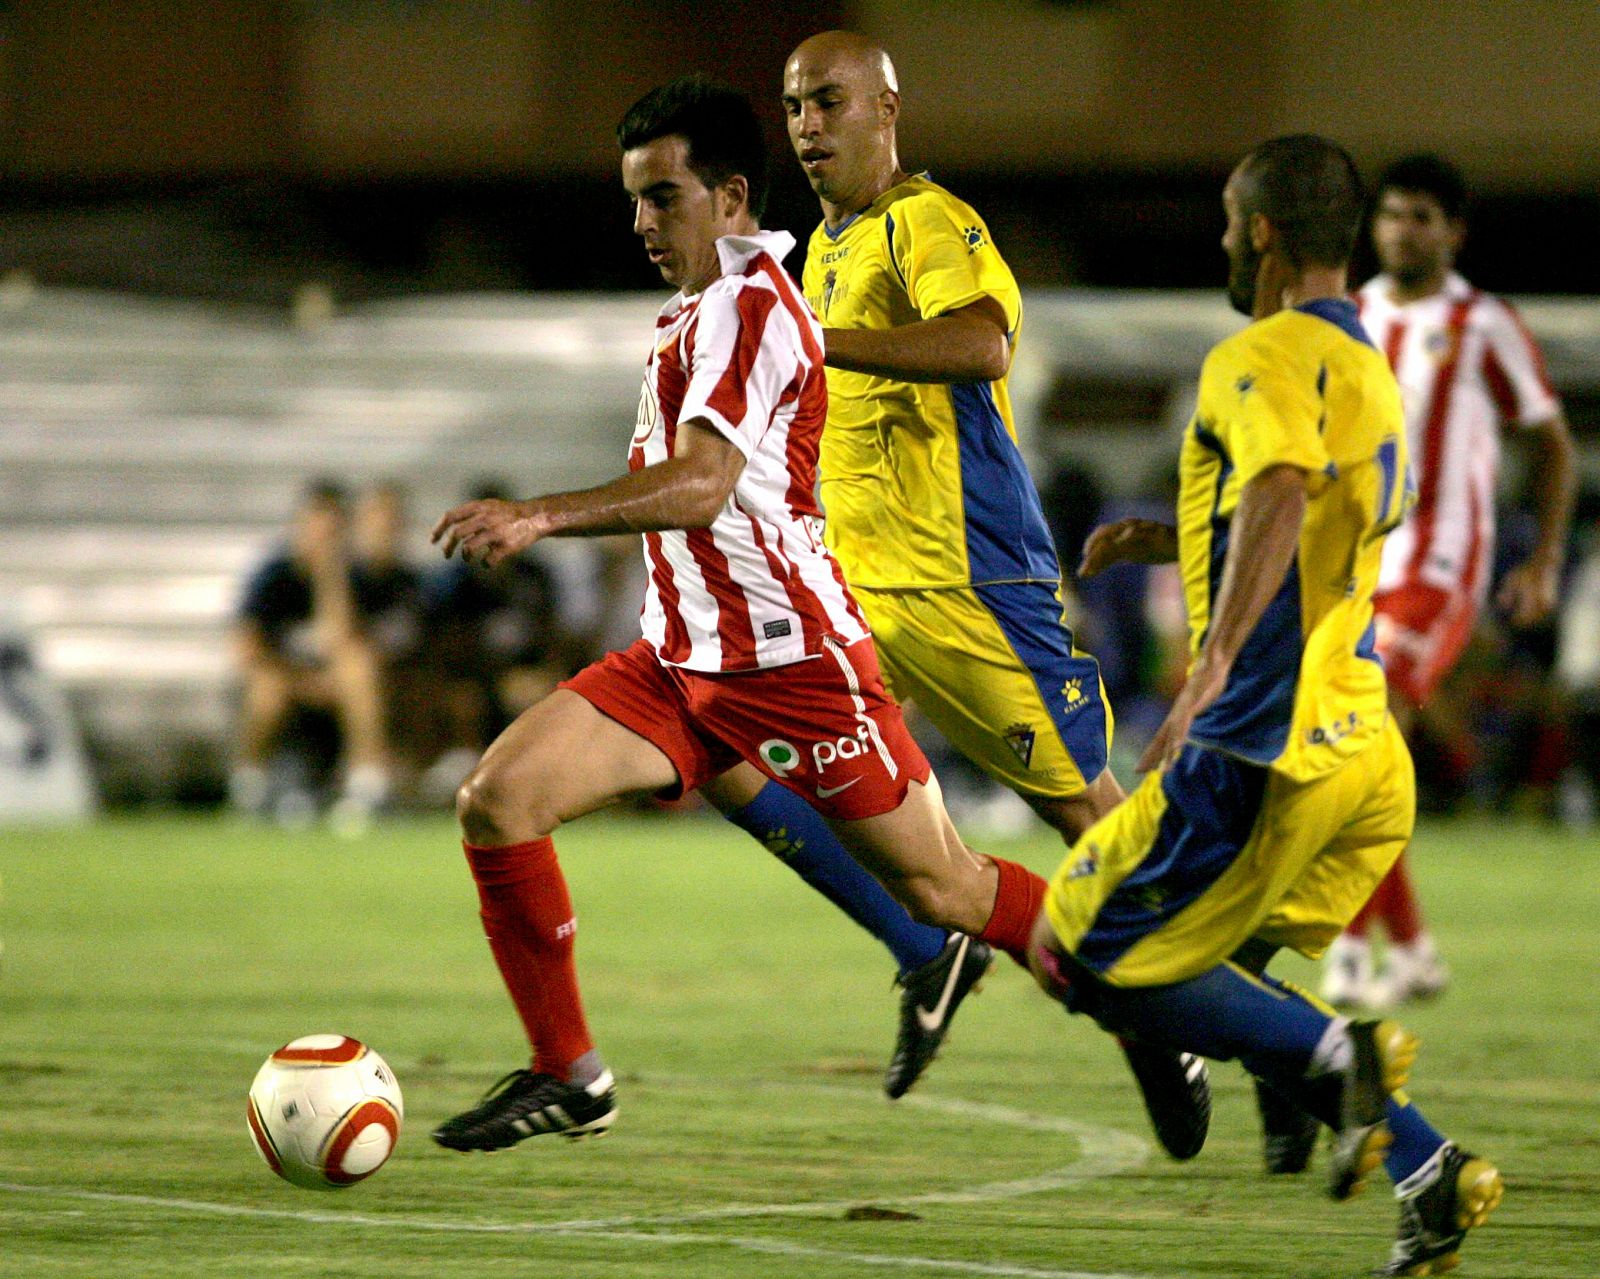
[[686, 28, 1205, 1154], [1028, 135, 1500, 1276]]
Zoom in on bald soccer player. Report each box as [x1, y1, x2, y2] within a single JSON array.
[[702, 31, 1212, 1157]]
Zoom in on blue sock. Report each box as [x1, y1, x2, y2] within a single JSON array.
[[725, 781, 947, 974], [1385, 1098, 1449, 1190], [1076, 962, 1332, 1080]]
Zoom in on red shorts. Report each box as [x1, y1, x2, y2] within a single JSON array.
[[1373, 581, 1479, 707], [560, 636, 930, 821]]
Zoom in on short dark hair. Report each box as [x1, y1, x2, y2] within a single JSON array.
[[1377, 153, 1468, 221], [1238, 134, 1365, 269], [616, 75, 768, 220], [299, 477, 349, 509]]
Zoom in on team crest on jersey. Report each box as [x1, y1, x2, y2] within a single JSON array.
[[962, 225, 987, 254], [822, 268, 838, 317], [1424, 327, 1459, 364], [632, 378, 658, 446], [1066, 843, 1101, 881], [1003, 722, 1036, 768]]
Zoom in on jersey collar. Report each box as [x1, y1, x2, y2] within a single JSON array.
[[1363, 269, 1472, 310], [659, 229, 795, 317], [819, 172, 931, 241]]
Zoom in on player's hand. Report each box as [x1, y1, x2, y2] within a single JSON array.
[[1495, 555, 1560, 628], [431, 498, 548, 566], [1136, 651, 1231, 774], [1078, 519, 1178, 578]]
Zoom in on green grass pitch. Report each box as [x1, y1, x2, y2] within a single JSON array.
[[1, 812, 1597, 1278]]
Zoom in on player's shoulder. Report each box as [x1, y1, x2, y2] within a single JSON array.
[[881, 174, 987, 231]]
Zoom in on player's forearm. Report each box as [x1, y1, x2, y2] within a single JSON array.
[[823, 310, 1009, 383], [1527, 417, 1577, 566], [1196, 466, 1308, 672], [535, 456, 736, 537]]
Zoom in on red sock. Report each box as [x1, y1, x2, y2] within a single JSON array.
[[1374, 853, 1425, 944], [463, 838, 595, 1079], [981, 857, 1049, 968], [1345, 892, 1377, 939]]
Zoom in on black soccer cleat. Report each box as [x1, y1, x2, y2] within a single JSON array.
[[885, 933, 994, 1099], [1117, 1037, 1211, 1161], [1254, 1075, 1321, 1174], [1378, 1143, 1502, 1276], [431, 1068, 617, 1151], [1328, 1019, 1417, 1201]]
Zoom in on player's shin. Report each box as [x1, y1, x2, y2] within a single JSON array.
[[463, 838, 600, 1085], [724, 781, 947, 973]]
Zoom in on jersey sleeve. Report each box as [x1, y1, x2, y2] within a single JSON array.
[[889, 192, 1021, 332], [1481, 299, 1561, 429], [678, 280, 794, 459], [1207, 334, 1333, 492]]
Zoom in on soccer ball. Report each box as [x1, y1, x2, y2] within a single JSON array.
[[247, 1035, 403, 1190]]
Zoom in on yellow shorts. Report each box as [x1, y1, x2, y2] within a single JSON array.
[[856, 581, 1113, 800], [1044, 716, 1414, 986]]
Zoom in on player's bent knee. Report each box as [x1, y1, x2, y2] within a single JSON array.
[[455, 760, 559, 845]]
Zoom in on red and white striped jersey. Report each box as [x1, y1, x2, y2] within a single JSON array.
[[1358, 272, 1561, 599], [630, 229, 869, 672]]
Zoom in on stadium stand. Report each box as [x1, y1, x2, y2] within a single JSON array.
[[2, 286, 1594, 802]]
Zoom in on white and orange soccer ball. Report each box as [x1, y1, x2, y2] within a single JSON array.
[[247, 1035, 403, 1190]]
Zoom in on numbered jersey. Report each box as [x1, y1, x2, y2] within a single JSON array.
[[632, 229, 869, 673], [1177, 299, 1411, 781]]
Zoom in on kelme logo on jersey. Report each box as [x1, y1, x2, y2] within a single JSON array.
[[758, 739, 801, 776], [962, 225, 987, 254], [1061, 678, 1088, 713]]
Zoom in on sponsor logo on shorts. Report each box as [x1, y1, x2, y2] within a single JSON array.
[[812, 724, 874, 771], [1003, 722, 1037, 769], [759, 739, 801, 776]]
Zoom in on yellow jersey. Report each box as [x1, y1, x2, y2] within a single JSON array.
[[1178, 298, 1412, 781], [801, 174, 1059, 590]]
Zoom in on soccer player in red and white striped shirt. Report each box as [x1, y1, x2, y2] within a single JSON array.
[[426, 77, 1056, 1152], [1322, 154, 1576, 1009]]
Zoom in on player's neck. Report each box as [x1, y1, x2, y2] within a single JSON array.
[[1255, 262, 1348, 319], [821, 156, 910, 230], [680, 215, 762, 295], [1386, 268, 1449, 305]]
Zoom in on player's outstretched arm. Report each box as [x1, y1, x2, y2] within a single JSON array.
[[1138, 464, 1307, 773], [1497, 413, 1577, 628], [822, 296, 1010, 384], [1078, 519, 1179, 578], [432, 420, 745, 565]]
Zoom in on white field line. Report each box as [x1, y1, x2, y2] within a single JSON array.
[[0, 1185, 1158, 1279], [0, 1079, 1161, 1278]]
